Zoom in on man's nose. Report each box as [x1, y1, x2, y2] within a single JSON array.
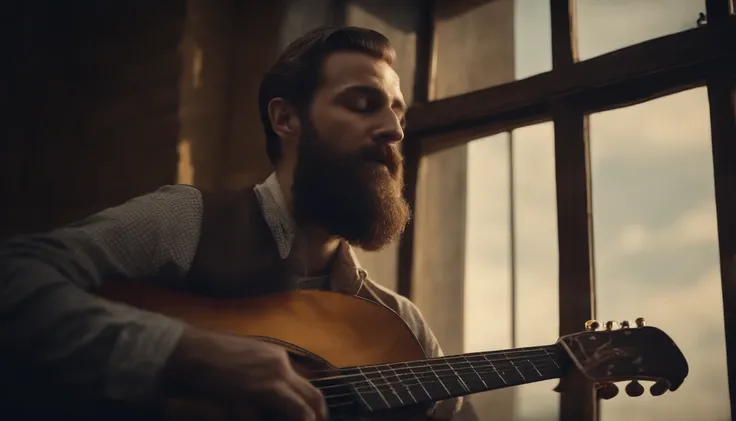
[[372, 112, 404, 145]]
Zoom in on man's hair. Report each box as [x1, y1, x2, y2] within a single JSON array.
[[258, 26, 396, 165]]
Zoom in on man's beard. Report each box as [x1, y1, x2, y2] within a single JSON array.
[[291, 123, 411, 251]]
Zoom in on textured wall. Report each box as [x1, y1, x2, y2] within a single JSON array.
[[1, 1, 187, 236]]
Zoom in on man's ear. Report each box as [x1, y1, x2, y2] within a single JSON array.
[[268, 98, 301, 141]]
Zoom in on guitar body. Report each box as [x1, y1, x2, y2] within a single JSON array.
[[98, 283, 432, 421], [97, 282, 690, 420]]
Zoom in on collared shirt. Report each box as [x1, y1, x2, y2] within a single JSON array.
[[254, 173, 460, 419], [254, 172, 366, 293]]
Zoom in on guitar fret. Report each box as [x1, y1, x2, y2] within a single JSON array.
[[482, 354, 507, 385], [406, 360, 450, 402], [355, 367, 390, 411], [386, 364, 418, 404], [530, 357, 543, 377], [341, 345, 564, 413], [404, 362, 433, 400], [463, 355, 489, 390], [439, 359, 471, 396], [428, 362, 451, 395], [375, 365, 404, 406], [504, 351, 527, 382], [461, 355, 496, 392]]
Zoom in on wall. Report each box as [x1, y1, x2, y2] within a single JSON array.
[[1, 0, 297, 237], [1, 1, 187, 236]]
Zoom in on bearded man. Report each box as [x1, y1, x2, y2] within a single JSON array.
[[0, 26, 461, 421]]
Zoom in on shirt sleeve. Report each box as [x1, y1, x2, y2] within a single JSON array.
[[0, 185, 203, 415]]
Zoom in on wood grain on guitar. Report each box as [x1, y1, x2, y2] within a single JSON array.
[[97, 282, 689, 421]]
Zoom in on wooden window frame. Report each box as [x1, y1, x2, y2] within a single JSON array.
[[391, 1, 736, 420]]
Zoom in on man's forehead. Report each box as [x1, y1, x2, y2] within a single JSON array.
[[321, 51, 403, 97]]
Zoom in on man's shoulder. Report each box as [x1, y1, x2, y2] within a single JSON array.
[[359, 275, 442, 358], [126, 184, 203, 206], [361, 277, 420, 320]]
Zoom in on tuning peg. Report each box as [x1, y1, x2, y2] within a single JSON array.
[[635, 317, 646, 327], [650, 379, 670, 396], [625, 380, 645, 397], [620, 320, 630, 328], [605, 321, 619, 331], [584, 320, 600, 331], [596, 383, 619, 400]]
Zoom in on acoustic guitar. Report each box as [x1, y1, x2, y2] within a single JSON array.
[[98, 282, 689, 420]]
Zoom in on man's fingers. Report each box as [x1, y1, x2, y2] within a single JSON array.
[[290, 374, 328, 421], [261, 382, 316, 421]]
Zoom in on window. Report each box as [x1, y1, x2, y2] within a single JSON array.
[[590, 87, 730, 421], [349, 1, 736, 420]]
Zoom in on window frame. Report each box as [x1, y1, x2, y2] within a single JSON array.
[[387, 1, 736, 420]]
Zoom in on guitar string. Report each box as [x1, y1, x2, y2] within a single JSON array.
[[315, 353, 557, 393], [320, 355, 559, 393], [321, 361, 562, 410], [310, 347, 557, 383], [308, 346, 556, 375], [325, 358, 560, 397], [314, 352, 558, 406]]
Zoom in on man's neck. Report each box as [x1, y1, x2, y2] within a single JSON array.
[[274, 168, 341, 276], [295, 225, 341, 276]]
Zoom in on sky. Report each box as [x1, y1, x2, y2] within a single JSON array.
[[335, 0, 729, 420]]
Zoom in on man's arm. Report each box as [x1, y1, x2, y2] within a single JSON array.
[[0, 185, 203, 414]]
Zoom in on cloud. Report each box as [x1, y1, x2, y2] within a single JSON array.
[[608, 199, 719, 257], [589, 87, 712, 160]]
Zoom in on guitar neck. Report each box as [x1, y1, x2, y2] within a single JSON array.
[[316, 343, 567, 414]]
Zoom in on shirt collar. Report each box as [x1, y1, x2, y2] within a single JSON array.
[[253, 172, 366, 294], [254, 172, 297, 259]]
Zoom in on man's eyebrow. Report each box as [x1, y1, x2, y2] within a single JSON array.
[[340, 85, 407, 114]]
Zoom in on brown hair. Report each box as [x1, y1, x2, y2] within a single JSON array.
[[258, 26, 396, 165]]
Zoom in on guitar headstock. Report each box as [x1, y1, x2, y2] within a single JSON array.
[[556, 318, 689, 400]]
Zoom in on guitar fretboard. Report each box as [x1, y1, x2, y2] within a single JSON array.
[[314, 344, 564, 417]]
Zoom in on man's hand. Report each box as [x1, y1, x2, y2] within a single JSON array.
[[161, 326, 328, 421]]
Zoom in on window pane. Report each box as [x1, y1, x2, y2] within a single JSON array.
[[511, 122, 559, 421], [589, 87, 730, 420], [433, 0, 552, 99], [515, 0, 553, 80], [465, 133, 512, 354], [464, 132, 514, 419], [576, 0, 706, 61], [463, 123, 559, 421], [412, 143, 468, 356]]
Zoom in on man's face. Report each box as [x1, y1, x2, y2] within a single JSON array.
[[291, 51, 410, 251]]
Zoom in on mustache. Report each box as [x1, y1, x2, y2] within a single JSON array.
[[358, 145, 403, 176]]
